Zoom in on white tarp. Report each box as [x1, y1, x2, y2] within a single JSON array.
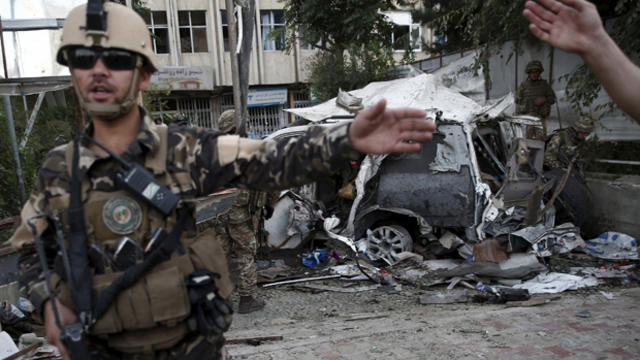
[[286, 73, 483, 124], [514, 272, 600, 294], [431, 50, 486, 104]]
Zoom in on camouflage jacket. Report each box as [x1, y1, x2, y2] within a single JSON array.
[[516, 78, 556, 118], [10, 107, 360, 321], [544, 129, 585, 169]]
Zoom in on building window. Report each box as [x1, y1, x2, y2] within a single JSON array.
[[392, 24, 421, 51], [384, 11, 422, 52], [142, 11, 169, 54], [178, 10, 208, 53], [220, 10, 229, 52], [260, 10, 285, 51]]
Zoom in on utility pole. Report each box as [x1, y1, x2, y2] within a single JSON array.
[[3, 96, 27, 206], [237, 0, 255, 137], [225, 0, 243, 136], [225, 0, 255, 137]]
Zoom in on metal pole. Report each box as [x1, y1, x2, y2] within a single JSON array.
[[225, 0, 243, 134], [549, 46, 562, 130], [237, 0, 255, 137], [0, 16, 9, 79], [3, 95, 27, 205]]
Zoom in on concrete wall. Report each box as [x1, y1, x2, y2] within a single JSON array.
[[583, 174, 640, 240], [486, 39, 640, 141]]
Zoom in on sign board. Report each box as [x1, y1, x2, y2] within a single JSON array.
[[247, 88, 288, 107], [150, 66, 214, 91]]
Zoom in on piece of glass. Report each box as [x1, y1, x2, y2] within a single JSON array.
[[153, 11, 167, 25], [193, 28, 208, 52], [178, 11, 190, 26], [191, 11, 206, 26], [155, 28, 169, 54], [180, 28, 192, 53]]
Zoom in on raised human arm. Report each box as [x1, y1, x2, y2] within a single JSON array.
[[187, 100, 434, 194], [348, 99, 432, 153], [523, 0, 640, 123]]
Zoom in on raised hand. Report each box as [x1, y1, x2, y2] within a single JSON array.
[[348, 99, 435, 154], [523, 0, 606, 56]]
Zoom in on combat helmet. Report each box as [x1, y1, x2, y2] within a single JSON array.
[[57, 1, 158, 119], [525, 60, 544, 73], [573, 115, 595, 133], [218, 110, 237, 134]]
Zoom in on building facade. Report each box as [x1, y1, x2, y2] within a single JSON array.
[[0, 0, 433, 138], [142, 0, 433, 137]]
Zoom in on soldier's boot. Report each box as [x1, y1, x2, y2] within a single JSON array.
[[238, 296, 265, 314]]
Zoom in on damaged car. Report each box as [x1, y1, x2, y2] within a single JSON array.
[[264, 72, 591, 265]]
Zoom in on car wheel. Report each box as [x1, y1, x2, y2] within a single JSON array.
[[365, 224, 413, 264]]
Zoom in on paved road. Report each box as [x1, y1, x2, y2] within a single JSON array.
[[226, 285, 640, 359]]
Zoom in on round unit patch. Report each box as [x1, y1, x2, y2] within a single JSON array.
[[102, 196, 142, 235]]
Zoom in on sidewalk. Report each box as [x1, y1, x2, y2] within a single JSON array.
[[226, 286, 640, 359]]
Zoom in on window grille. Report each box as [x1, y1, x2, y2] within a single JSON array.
[[247, 105, 285, 138], [291, 90, 313, 123], [218, 93, 286, 138], [177, 97, 213, 129]]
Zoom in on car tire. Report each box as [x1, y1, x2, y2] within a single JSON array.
[[365, 224, 413, 264]]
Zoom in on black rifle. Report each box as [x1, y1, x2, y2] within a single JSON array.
[[27, 215, 92, 359]]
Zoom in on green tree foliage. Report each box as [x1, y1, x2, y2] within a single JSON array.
[[0, 91, 78, 219], [411, 0, 533, 53], [281, 0, 398, 101], [0, 0, 154, 223]]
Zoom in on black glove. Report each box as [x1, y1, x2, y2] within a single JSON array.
[[186, 269, 233, 336], [262, 205, 274, 220]]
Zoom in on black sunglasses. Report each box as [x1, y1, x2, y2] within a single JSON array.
[[66, 47, 139, 70]]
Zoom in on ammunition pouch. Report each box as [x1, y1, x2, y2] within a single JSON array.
[[53, 227, 232, 353]]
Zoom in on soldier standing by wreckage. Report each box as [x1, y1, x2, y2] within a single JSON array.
[[215, 110, 265, 314], [544, 114, 596, 170], [9, 2, 435, 360], [516, 60, 557, 140]]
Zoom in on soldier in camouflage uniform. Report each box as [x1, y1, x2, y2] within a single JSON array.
[[516, 60, 557, 140], [9, 3, 435, 359], [215, 110, 265, 314], [544, 114, 596, 170]]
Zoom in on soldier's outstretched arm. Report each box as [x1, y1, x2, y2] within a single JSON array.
[[191, 101, 433, 193], [523, 0, 640, 123]]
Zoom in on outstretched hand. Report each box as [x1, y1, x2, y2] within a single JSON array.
[[348, 99, 435, 154], [523, 0, 605, 56]]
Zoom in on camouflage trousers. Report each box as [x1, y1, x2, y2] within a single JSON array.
[[94, 333, 226, 360], [216, 205, 258, 297]]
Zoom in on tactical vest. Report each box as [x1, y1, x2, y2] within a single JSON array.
[[47, 126, 233, 354], [517, 79, 553, 118]]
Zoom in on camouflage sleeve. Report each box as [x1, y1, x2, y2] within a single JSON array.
[[10, 188, 54, 318], [544, 133, 563, 168], [179, 123, 361, 195], [10, 146, 69, 318]]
